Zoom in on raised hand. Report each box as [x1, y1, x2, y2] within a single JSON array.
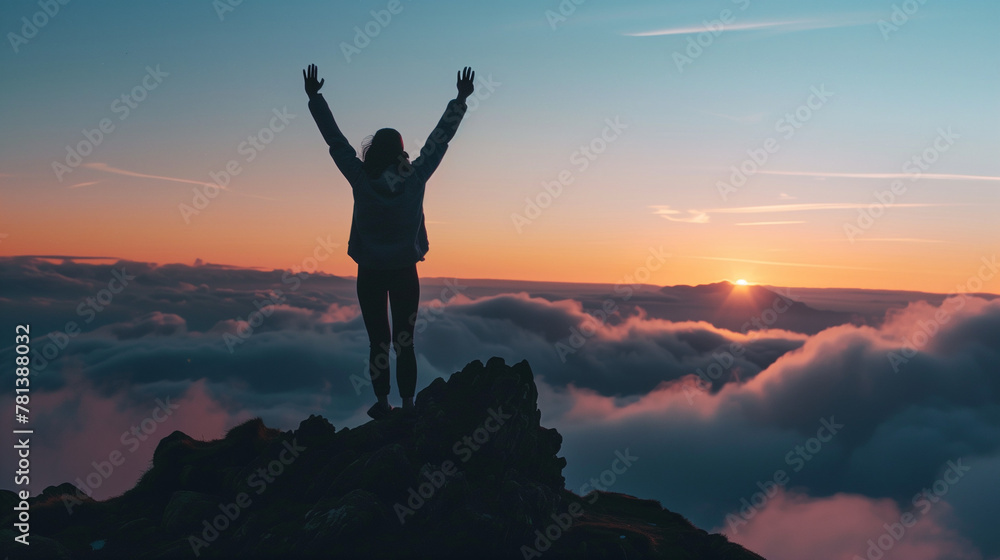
[[303, 63, 325, 98], [456, 67, 475, 102]]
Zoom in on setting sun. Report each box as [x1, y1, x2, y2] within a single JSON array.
[[736, 279, 748, 286]]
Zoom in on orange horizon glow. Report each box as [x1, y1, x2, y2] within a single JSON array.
[[3, 246, 997, 297], [4, 160, 995, 296]]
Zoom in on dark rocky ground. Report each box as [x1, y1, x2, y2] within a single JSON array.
[[1, 357, 767, 559]]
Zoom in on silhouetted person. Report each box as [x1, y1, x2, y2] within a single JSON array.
[[304, 64, 474, 419]]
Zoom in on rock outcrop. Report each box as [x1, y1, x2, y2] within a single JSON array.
[[1, 357, 766, 559]]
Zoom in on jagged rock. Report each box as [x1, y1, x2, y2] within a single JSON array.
[[160, 490, 225, 534], [294, 414, 337, 448], [0, 532, 74, 559], [0, 358, 767, 559]]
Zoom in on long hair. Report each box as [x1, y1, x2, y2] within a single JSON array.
[[361, 128, 410, 180]]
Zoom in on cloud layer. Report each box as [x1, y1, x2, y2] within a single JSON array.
[[1, 257, 997, 560]]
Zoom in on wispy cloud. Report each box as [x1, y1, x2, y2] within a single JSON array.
[[84, 163, 229, 189], [760, 170, 1000, 182], [625, 17, 872, 37], [69, 181, 100, 189], [687, 255, 886, 272], [735, 221, 806, 226], [850, 238, 945, 244], [651, 202, 960, 223], [711, 202, 953, 214], [651, 206, 709, 223], [82, 163, 275, 201]]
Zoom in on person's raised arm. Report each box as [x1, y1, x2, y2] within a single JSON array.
[[303, 64, 364, 183], [412, 67, 475, 182]]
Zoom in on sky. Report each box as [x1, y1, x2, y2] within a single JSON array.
[[1, 0, 998, 291]]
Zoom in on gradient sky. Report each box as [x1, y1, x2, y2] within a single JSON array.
[[1, 0, 997, 292]]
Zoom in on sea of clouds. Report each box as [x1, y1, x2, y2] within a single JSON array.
[[1, 257, 997, 560]]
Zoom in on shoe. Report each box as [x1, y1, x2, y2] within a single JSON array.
[[367, 401, 392, 420]]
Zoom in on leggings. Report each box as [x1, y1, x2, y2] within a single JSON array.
[[356, 263, 420, 399]]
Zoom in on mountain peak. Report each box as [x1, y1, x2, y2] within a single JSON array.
[[9, 358, 766, 559]]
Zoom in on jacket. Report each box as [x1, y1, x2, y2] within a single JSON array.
[[308, 92, 467, 269]]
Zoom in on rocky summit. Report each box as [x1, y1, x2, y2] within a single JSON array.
[[1, 357, 767, 559]]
